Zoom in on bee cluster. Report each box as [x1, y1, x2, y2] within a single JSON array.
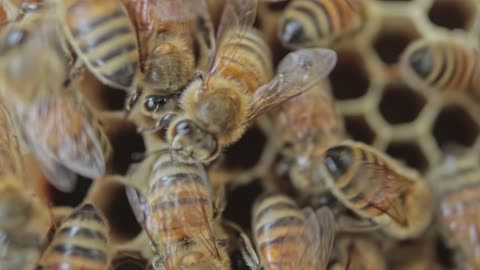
[[1, 0, 480, 269]]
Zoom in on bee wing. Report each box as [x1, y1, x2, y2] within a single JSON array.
[[0, 101, 23, 179], [0, 231, 44, 270], [246, 48, 337, 123], [21, 91, 107, 191], [125, 186, 152, 233], [354, 162, 412, 226], [202, 0, 258, 87], [146, 160, 220, 261], [302, 207, 335, 270]]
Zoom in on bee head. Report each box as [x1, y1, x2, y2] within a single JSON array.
[[169, 118, 219, 164], [324, 145, 353, 180]]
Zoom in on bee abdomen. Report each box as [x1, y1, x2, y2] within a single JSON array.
[[64, 0, 138, 89], [253, 194, 308, 267], [280, 0, 363, 46], [218, 28, 273, 93], [403, 40, 479, 93], [40, 204, 110, 270]]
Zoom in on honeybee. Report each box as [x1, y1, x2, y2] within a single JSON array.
[[39, 203, 111, 270], [165, 0, 337, 164], [0, 15, 111, 192], [252, 192, 335, 270], [428, 148, 480, 270], [318, 140, 433, 239], [0, 101, 51, 270], [274, 80, 346, 195], [123, 0, 214, 134], [54, 0, 140, 91], [278, 0, 365, 49], [125, 148, 229, 270], [329, 236, 386, 270], [400, 38, 480, 96]]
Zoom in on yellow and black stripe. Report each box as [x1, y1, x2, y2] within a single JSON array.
[[280, 0, 364, 48], [252, 193, 311, 270], [63, 0, 139, 90], [402, 39, 479, 95], [148, 149, 212, 241], [40, 203, 110, 270], [216, 28, 273, 94]]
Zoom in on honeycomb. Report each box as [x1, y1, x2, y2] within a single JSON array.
[[14, 0, 480, 269]]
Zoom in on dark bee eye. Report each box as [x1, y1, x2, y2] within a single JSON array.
[[324, 145, 353, 180], [175, 120, 194, 135], [126, 92, 141, 111], [143, 95, 168, 112]]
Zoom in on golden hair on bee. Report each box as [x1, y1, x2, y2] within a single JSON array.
[[274, 80, 346, 196], [279, 0, 366, 48], [123, 0, 214, 134], [329, 235, 386, 270], [0, 101, 51, 270], [165, 0, 337, 164], [0, 15, 111, 193], [39, 203, 111, 270], [400, 37, 480, 98], [125, 148, 229, 270], [252, 192, 335, 270], [319, 140, 433, 239], [428, 147, 480, 270]]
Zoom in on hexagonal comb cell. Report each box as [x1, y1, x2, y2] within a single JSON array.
[[90, 181, 142, 244], [222, 125, 267, 170], [379, 84, 426, 124], [428, 0, 477, 30], [329, 49, 370, 100], [373, 18, 420, 65], [112, 253, 148, 270], [223, 179, 264, 230], [386, 141, 429, 173], [433, 105, 479, 149], [344, 115, 376, 144], [105, 120, 146, 175], [47, 176, 92, 207]]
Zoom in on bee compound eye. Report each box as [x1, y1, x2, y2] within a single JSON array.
[[175, 120, 194, 135], [144, 96, 168, 112]]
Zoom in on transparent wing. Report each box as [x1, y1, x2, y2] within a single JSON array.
[[0, 101, 23, 179], [22, 91, 108, 191], [247, 48, 337, 123], [203, 0, 258, 88], [352, 161, 412, 226], [299, 207, 335, 270], [0, 230, 44, 270], [152, 166, 220, 262]]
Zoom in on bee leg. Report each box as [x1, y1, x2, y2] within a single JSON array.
[[64, 58, 85, 87], [212, 185, 226, 220], [336, 214, 383, 232]]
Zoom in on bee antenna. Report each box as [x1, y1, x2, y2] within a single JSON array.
[[131, 149, 169, 161]]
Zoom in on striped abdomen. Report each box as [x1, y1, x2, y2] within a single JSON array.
[[402, 40, 480, 94], [252, 193, 313, 270], [148, 150, 213, 242], [63, 0, 139, 90], [40, 203, 110, 270], [280, 0, 364, 47], [322, 144, 398, 218], [215, 28, 273, 94]]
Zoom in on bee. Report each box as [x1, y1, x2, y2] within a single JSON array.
[[55, 0, 140, 91], [427, 148, 480, 270], [0, 101, 51, 270], [278, 0, 365, 49], [274, 80, 346, 195], [125, 148, 229, 270], [0, 15, 111, 192], [318, 140, 433, 239], [166, 0, 337, 164], [400, 38, 480, 96], [39, 203, 111, 270], [252, 192, 335, 270], [329, 236, 386, 270], [122, 0, 214, 134]]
